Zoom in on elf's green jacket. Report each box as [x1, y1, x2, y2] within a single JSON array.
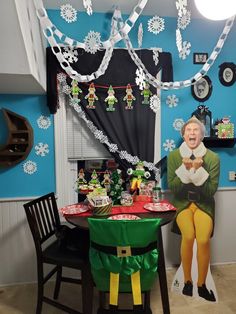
[[167, 148, 220, 235]]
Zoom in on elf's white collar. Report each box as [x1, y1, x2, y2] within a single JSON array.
[[179, 142, 207, 158]]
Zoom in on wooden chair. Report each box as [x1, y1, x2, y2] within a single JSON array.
[[23, 192, 93, 314], [88, 218, 163, 314]]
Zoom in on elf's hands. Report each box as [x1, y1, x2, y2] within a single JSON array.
[[182, 157, 193, 170], [192, 157, 203, 170]]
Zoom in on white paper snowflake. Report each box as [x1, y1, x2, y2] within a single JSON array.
[[173, 118, 185, 131], [166, 95, 179, 108], [60, 4, 77, 23], [23, 160, 37, 175], [148, 16, 165, 35], [83, 0, 93, 15], [179, 41, 191, 60], [163, 139, 176, 152], [150, 95, 160, 113], [138, 23, 143, 48], [176, 29, 182, 53], [108, 143, 118, 153], [176, 0, 187, 17], [62, 84, 71, 95], [135, 68, 146, 90], [178, 10, 191, 30], [37, 116, 51, 129], [62, 46, 78, 63], [35, 143, 49, 157], [84, 31, 101, 54], [152, 48, 161, 66], [57, 72, 67, 83], [94, 130, 104, 141]]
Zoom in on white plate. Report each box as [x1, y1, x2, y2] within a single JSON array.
[[60, 204, 89, 215], [108, 214, 140, 220], [143, 202, 176, 212]]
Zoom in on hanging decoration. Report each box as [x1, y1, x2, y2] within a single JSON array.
[[115, 9, 235, 89], [149, 95, 161, 113], [35, 143, 49, 157], [176, 0, 187, 17], [177, 10, 191, 30], [123, 84, 136, 110], [71, 79, 83, 101], [85, 83, 98, 109], [138, 23, 143, 48], [179, 41, 191, 60], [62, 46, 78, 63], [57, 72, 67, 83], [173, 118, 185, 131], [152, 48, 161, 66], [141, 82, 152, 105], [23, 160, 37, 175], [60, 4, 77, 23], [166, 94, 179, 108], [84, 31, 101, 54], [37, 115, 51, 129], [83, 0, 93, 15], [105, 85, 118, 112], [135, 68, 146, 90], [147, 16, 165, 35], [176, 29, 183, 53], [163, 139, 176, 152]]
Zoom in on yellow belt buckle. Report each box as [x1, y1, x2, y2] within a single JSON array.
[[117, 246, 131, 257]]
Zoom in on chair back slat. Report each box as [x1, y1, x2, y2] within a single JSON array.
[[24, 193, 61, 249]]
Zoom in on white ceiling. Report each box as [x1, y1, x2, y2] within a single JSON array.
[[43, 0, 203, 18]]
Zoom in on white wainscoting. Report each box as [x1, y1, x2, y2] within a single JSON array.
[[0, 189, 236, 285]]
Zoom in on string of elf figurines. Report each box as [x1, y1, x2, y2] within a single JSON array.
[[66, 79, 153, 111]]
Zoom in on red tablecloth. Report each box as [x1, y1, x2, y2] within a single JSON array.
[[61, 200, 176, 217]]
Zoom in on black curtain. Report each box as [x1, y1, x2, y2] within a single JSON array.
[[47, 48, 173, 172]]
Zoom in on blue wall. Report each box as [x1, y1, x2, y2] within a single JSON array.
[[0, 95, 55, 198], [0, 10, 236, 198]]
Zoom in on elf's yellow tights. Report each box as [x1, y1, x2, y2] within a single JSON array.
[[176, 203, 213, 286], [131, 178, 142, 191]]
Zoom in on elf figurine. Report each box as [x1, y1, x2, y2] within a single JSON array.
[[77, 168, 87, 185], [123, 84, 136, 110], [89, 170, 100, 187], [85, 82, 98, 109], [101, 170, 112, 192], [71, 79, 83, 101], [127, 162, 151, 192], [141, 81, 152, 105], [105, 85, 118, 112]]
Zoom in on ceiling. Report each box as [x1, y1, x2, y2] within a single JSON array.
[[43, 0, 203, 18]]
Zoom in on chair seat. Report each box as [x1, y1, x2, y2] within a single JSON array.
[[43, 240, 87, 269]]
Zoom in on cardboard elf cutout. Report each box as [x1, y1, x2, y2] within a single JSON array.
[[167, 117, 220, 302], [105, 85, 118, 112], [85, 82, 98, 109]]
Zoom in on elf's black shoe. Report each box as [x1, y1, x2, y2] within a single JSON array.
[[198, 284, 216, 302], [182, 281, 193, 296]]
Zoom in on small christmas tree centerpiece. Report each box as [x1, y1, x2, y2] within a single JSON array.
[[109, 169, 124, 205]]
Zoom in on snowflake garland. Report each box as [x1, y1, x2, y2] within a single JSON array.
[[135, 68, 146, 90], [150, 95, 160, 113], [178, 10, 191, 30], [83, 0, 93, 15], [163, 139, 176, 152], [60, 4, 77, 23], [23, 160, 37, 175], [148, 16, 165, 35], [176, 0, 187, 17], [62, 46, 78, 63], [35, 143, 49, 157], [84, 31, 101, 54], [138, 23, 143, 48], [176, 29, 182, 53], [166, 95, 179, 108], [37, 116, 51, 129], [173, 118, 185, 131], [179, 41, 191, 60], [57, 73, 67, 83], [152, 48, 161, 66]]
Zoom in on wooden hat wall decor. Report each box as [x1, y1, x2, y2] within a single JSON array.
[[0, 108, 33, 168]]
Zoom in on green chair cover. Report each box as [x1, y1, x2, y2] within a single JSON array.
[[88, 218, 161, 292]]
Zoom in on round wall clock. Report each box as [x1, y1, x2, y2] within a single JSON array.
[[219, 62, 236, 86], [191, 76, 212, 102]]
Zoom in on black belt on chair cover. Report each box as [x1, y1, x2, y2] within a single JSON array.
[[90, 241, 157, 256]]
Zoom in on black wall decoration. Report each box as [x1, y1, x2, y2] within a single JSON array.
[[218, 62, 236, 86], [191, 75, 213, 102]]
